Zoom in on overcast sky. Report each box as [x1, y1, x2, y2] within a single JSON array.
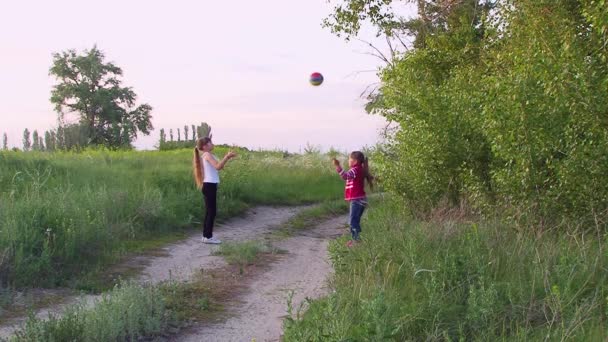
[[0, 0, 416, 152]]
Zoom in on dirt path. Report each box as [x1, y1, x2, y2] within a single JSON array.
[[0, 206, 307, 340], [134, 206, 304, 284], [174, 216, 346, 342]]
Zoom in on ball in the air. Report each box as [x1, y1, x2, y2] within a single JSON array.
[[309, 72, 324, 86]]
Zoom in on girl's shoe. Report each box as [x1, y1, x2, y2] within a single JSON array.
[[202, 237, 222, 244], [346, 240, 354, 248]]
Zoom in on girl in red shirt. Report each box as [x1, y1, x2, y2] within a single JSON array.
[[333, 151, 374, 246]]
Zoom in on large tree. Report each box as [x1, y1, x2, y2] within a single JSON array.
[[49, 46, 153, 148]]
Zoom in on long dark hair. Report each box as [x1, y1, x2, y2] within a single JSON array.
[[350, 151, 374, 190], [193, 137, 212, 189]]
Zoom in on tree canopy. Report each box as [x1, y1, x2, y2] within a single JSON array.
[[50, 46, 153, 148]]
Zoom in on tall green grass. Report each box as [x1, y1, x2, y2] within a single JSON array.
[[0, 148, 342, 288], [214, 240, 277, 266], [10, 282, 172, 341], [283, 197, 608, 341]]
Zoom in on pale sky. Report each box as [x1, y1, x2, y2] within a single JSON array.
[[1, 0, 415, 152]]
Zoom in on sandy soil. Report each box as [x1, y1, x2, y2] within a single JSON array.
[[135, 206, 303, 284], [174, 216, 345, 342]]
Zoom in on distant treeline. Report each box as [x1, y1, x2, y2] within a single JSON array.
[[3, 123, 98, 152], [158, 122, 214, 151], [2, 122, 223, 152]]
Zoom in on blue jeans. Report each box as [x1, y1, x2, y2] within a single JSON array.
[[349, 198, 366, 240]]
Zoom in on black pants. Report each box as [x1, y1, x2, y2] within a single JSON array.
[[202, 182, 218, 238]]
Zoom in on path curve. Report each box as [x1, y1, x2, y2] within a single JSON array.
[[174, 215, 346, 342], [0, 206, 306, 340]]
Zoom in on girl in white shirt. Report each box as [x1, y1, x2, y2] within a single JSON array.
[[193, 137, 237, 244]]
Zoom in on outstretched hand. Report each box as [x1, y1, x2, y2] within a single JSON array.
[[226, 150, 237, 159], [332, 158, 341, 168]]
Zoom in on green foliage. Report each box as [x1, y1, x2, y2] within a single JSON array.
[[159, 128, 166, 146], [303, 142, 321, 155], [16, 124, 92, 152], [323, 0, 400, 39], [282, 199, 349, 234], [55, 123, 90, 151], [374, 0, 494, 213], [214, 241, 273, 266], [31, 131, 40, 151], [49, 46, 153, 149], [0, 148, 342, 288], [283, 197, 608, 341], [43, 132, 54, 152], [160, 279, 212, 322], [334, 0, 608, 223], [11, 282, 171, 342], [324, 0, 494, 48], [582, 0, 608, 51], [158, 122, 211, 150], [22, 129, 31, 152], [196, 122, 211, 140], [159, 140, 195, 151], [470, 0, 608, 221]]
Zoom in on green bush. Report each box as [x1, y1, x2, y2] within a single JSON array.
[[371, 0, 608, 224]]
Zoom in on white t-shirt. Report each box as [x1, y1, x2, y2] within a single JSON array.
[[201, 152, 220, 183]]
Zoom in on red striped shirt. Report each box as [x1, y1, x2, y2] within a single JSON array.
[[336, 165, 366, 201]]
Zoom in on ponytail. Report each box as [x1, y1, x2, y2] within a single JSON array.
[[193, 148, 204, 190], [192, 137, 211, 190], [193, 137, 211, 190], [351, 151, 374, 190], [362, 156, 374, 190]]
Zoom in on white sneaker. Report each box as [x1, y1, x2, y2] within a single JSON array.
[[202, 237, 222, 244]]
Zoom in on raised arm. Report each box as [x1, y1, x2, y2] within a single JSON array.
[[203, 151, 237, 170], [332, 158, 356, 180]]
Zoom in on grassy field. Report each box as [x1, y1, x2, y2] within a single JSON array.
[[283, 196, 608, 341], [5, 147, 605, 341], [0, 148, 343, 289]]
